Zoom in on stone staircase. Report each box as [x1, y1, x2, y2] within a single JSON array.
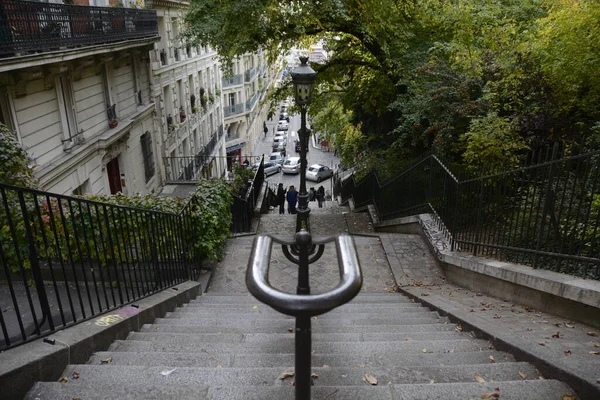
[[26, 292, 573, 399]]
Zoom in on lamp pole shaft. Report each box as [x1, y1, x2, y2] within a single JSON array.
[[296, 107, 310, 233]]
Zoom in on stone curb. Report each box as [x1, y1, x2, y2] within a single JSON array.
[[397, 287, 599, 400], [0, 281, 201, 400]]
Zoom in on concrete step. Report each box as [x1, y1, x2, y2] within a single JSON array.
[[195, 293, 408, 303], [164, 310, 441, 320], [174, 305, 429, 315], [183, 302, 422, 312], [27, 380, 574, 400], [140, 323, 457, 335], [150, 315, 450, 328], [108, 338, 491, 354], [88, 349, 517, 368], [126, 331, 470, 344], [56, 363, 540, 387]]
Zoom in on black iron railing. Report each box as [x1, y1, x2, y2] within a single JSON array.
[[231, 157, 265, 233], [0, 182, 202, 351], [247, 231, 362, 399], [0, 1, 158, 58], [334, 147, 600, 279]]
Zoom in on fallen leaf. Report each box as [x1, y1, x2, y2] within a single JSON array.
[[101, 357, 112, 364], [420, 293, 430, 296], [476, 293, 482, 296], [589, 351, 600, 355], [527, 328, 533, 331], [596, 344, 600, 348], [564, 350, 572, 356], [312, 316, 317, 320], [429, 379, 435, 384], [538, 342, 546, 346], [552, 332, 560, 338], [311, 373, 319, 378], [58, 377, 68, 383], [481, 388, 500, 399], [470, 309, 475, 312], [561, 395, 576, 400], [475, 375, 486, 383], [324, 389, 339, 398], [288, 328, 293, 332], [565, 323, 575, 328], [252, 305, 258, 309], [217, 364, 222, 368], [554, 323, 562, 327], [597, 378, 600, 383], [587, 332, 598, 337], [518, 371, 526, 379], [493, 314, 501, 319], [160, 368, 177, 376], [422, 348, 428, 353], [363, 373, 378, 385], [456, 323, 463, 332], [291, 380, 295, 386], [71, 371, 80, 379], [279, 371, 294, 380], [489, 355, 495, 363]]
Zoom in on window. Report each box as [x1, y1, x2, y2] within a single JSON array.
[[228, 93, 235, 106], [140, 131, 155, 183], [73, 180, 90, 196], [55, 75, 79, 149]]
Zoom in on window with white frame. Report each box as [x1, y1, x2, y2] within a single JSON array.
[[55, 75, 79, 149], [140, 131, 155, 183]]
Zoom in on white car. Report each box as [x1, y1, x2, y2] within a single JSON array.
[[277, 120, 289, 131], [282, 157, 301, 174], [306, 164, 333, 182], [273, 136, 287, 147], [253, 162, 281, 177]]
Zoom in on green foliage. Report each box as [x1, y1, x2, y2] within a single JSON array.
[[0, 124, 37, 188], [230, 164, 255, 197], [461, 113, 528, 172]]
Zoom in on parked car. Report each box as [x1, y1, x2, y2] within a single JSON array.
[[282, 157, 301, 174], [272, 141, 286, 153], [294, 139, 308, 153], [277, 120, 289, 131], [275, 131, 287, 140], [273, 136, 287, 147], [269, 152, 285, 166], [306, 164, 333, 182], [253, 162, 281, 177], [279, 112, 289, 122]]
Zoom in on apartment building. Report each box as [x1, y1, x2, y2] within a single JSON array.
[[222, 51, 274, 169], [0, 0, 160, 195], [149, 0, 226, 182]]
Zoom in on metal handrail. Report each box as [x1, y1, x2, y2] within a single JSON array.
[[246, 230, 362, 399], [247, 233, 362, 316]]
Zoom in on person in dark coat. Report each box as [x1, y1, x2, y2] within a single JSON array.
[[277, 183, 286, 214], [317, 186, 325, 208], [309, 187, 316, 202], [286, 185, 298, 214]]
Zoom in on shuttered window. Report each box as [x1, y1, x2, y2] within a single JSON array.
[[140, 131, 155, 182]]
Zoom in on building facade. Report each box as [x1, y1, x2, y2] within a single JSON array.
[[149, 0, 226, 183], [0, 0, 160, 195], [222, 51, 275, 170]]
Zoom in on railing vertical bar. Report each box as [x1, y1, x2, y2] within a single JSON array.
[[56, 198, 85, 321], [102, 204, 124, 305], [166, 215, 179, 283], [112, 207, 132, 303], [33, 195, 66, 325], [136, 211, 154, 294], [87, 203, 110, 311], [93, 203, 116, 308], [46, 195, 74, 325], [0, 189, 27, 341], [67, 199, 93, 318], [555, 155, 583, 270], [563, 157, 592, 263], [155, 216, 170, 286], [148, 215, 164, 290], [168, 214, 183, 282], [123, 208, 142, 299], [76, 201, 101, 315], [576, 163, 600, 277]]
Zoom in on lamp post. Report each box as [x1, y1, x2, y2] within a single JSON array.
[[290, 56, 317, 233]]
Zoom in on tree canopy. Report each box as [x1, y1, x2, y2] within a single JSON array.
[[185, 0, 600, 175]]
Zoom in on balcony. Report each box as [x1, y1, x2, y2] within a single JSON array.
[[222, 74, 243, 88], [0, 1, 158, 58], [244, 66, 258, 82], [224, 103, 245, 118], [245, 92, 259, 112]]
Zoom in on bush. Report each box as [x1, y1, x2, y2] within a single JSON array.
[[0, 124, 36, 188]]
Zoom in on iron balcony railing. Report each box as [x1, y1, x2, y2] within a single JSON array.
[[0, 0, 158, 58], [334, 146, 600, 279], [244, 66, 258, 82], [222, 74, 244, 87], [224, 103, 245, 118], [245, 92, 259, 112], [231, 157, 265, 233], [0, 182, 202, 351]]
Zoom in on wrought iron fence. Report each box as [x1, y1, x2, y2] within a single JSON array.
[[335, 147, 600, 279], [0, 182, 202, 351], [231, 157, 265, 233], [0, 0, 158, 58]]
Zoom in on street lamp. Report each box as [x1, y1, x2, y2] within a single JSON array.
[[290, 56, 317, 232]]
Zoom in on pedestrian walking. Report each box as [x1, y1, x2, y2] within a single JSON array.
[[309, 187, 316, 202], [286, 185, 298, 214], [277, 183, 286, 214], [317, 186, 325, 208]]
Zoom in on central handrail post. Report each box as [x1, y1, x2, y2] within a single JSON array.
[[295, 230, 312, 399]]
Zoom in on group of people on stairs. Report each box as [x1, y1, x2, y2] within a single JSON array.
[[276, 184, 326, 214]]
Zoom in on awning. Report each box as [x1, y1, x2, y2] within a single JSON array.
[[226, 142, 246, 152]]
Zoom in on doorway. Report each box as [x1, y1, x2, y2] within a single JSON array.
[[106, 157, 122, 194]]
